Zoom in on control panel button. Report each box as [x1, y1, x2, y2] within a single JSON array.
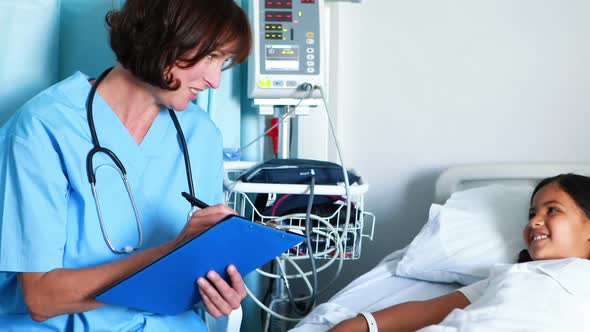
[[306, 39, 314, 44], [272, 80, 285, 87], [307, 61, 315, 66], [306, 68, 315, 73], [286, 80, 298, 87], [259, 79, 271, 87], [306, 48, 314, 53], [306, 54, 315, 60]]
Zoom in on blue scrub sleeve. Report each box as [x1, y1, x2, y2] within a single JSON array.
[[213, 142, 224, 205], [0, 133, 68, 272]]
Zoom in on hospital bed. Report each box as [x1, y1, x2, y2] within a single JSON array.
[[291, 162, 590, 331]]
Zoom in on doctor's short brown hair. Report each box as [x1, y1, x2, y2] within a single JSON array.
[[106, 0, 251, 90]]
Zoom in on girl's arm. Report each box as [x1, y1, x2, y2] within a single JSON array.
[[329, 290, 470, 332]]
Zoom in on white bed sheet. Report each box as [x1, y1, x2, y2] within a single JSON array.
[[290, 248, 461, 332]]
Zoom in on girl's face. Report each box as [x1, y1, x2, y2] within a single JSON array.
[[524, 182, 590, 260], [155, 43, 235, 111]]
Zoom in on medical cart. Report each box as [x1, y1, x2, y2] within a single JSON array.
[[224, 161, 375, 331]]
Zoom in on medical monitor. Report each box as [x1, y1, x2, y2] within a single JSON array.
[[247, 0, 324, 100]]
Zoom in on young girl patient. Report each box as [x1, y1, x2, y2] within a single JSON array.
[[330, 173, 590, 332]]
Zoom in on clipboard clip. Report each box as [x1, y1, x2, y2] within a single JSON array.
[[256, 220, 279, 229]]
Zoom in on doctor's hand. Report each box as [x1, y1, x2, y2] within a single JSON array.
[[174, 204, 237, 245], [197, 265, 247, 318]]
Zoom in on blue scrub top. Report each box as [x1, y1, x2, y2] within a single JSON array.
[[0, 72, 224, 331]]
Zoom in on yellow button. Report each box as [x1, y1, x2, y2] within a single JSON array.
[[306, 32, 314, 38], [299, 11, 302, 17]]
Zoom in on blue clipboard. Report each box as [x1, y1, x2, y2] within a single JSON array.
[[95, 214, 305, 315]]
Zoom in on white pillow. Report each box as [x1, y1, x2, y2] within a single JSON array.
[[395, 184, 532, 285]]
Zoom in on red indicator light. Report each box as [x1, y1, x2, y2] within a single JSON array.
[[266, 0, 292, 8], [265, 11, 292, 22]]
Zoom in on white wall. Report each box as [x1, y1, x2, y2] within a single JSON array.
[[322, 0, 590, 300]]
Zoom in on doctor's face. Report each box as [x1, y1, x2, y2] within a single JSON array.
[[523, 182, 590, 260], [157, 44, 235, 111]]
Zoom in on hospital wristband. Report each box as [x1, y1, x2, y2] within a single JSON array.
[[358, 312, 378, 332]]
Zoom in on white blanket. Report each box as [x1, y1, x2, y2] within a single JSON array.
[[291, 249, 460, 331], [419, 258, 590, 332]]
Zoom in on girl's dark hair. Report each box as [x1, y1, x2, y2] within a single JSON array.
[[518, 173, 590, 263], [106, 0, 252, 90], [530, 173, 590, 219]]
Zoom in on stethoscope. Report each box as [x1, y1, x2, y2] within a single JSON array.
[[86, 67, 197, 254]]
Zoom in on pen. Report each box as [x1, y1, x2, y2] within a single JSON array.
[[181, 192, 210, 209]]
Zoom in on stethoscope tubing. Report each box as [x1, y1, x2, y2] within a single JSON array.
[[85, 67, 195, 254], [168, 108, 195, 198]]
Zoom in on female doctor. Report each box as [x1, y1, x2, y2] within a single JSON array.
[[0, 0, 251, 330]]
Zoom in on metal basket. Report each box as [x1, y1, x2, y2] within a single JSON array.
[[224, 161, 375, 260]]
